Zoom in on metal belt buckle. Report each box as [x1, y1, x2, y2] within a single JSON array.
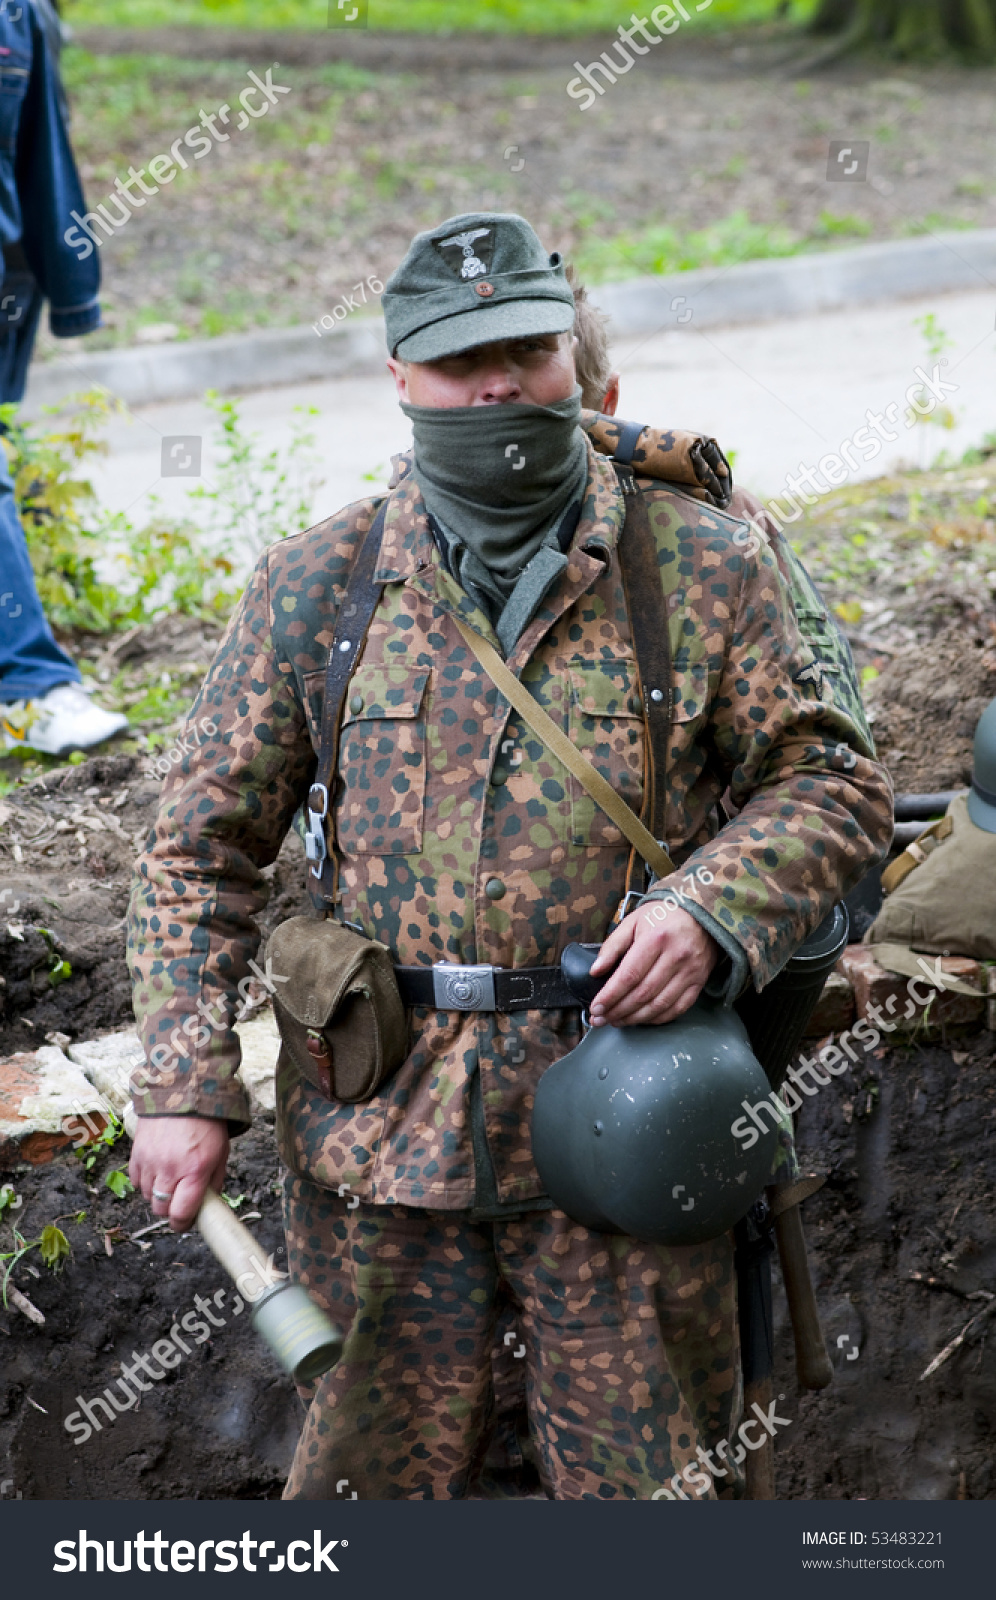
[[305, 783, 328, 880], [433, 963, 497, 1011]]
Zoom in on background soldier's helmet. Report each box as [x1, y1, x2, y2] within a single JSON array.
[[967, 694, 996, 834], [532, 1001, 779, 1246]]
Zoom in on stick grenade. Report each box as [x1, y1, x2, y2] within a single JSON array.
[[197, 1191, 343, 1384], [767, 1178, 833, 1391]]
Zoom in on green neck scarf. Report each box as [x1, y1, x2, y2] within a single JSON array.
[[401, 389, 589, 605]]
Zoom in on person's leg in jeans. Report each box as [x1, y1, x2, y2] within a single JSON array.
[[0, 442, 81, 700]]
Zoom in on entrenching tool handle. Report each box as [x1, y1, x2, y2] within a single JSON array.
[[773, 1204, 833, 1391], [743, 1378, 775, 1501]]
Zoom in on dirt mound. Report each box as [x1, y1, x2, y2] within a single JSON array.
[[865, 621, 996, 794], [777, 1027, 996, 1501], [0, 1124, 298, 1500], [0, 751, 311, 1060]]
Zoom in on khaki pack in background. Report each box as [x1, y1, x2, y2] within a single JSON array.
[[265, 917, 408, 1102], [866, 793, 996, 960]]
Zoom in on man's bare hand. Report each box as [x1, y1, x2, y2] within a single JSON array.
[[130, 1115, 229, 1233], [588, 905, 719, 1027]]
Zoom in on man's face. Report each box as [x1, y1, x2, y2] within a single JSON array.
[[388, 332, 578, 409]]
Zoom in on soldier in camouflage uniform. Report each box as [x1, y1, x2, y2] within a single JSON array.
[[127, 212, 892, 1501]]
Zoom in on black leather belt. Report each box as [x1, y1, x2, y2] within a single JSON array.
[[394, 962, 581, 1013]]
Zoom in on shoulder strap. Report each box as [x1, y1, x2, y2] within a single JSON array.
[[615, 467, 673, 861], [305, 501, 388, 910], [451, 613, 675, 882]]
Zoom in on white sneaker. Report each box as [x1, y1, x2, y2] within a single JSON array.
[[0, 683, 129, 756]]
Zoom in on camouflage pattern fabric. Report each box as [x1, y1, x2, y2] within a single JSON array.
[[726, 488, 875, 754], [282, 1175, 742, 1501], [128, 441, 892, 1214], [388, 432, 875, 754]]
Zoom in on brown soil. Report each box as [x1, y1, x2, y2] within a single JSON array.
[[0, 748, 310, 1062], [3, 1024, 994, 1500], [0, 1123, 299, 1500], [865, 620, 996, 793], [778, 1026, 996, 1501]]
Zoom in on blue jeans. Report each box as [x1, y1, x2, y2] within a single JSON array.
[[0, 443, 79, 699]]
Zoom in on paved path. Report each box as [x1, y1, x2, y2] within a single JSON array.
[[76, 286, 994, 567]]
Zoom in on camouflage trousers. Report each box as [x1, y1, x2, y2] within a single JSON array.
[[282, 1172, 744, 1501]]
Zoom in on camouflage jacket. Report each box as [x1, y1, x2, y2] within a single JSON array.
[[128, 442, 892, 1210], [391, 414, 876, 752]]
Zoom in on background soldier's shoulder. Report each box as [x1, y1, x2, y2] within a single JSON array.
[[640, 481, 754, 560], [267, 494, 386, 595]]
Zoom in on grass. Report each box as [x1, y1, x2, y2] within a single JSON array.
[[570, 208, 884, 282], [66, 0, 807, 33], [789, 440, 996, 636]]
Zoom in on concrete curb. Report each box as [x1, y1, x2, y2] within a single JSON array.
[[25, 316, 387, 413], [24, 229, 996, 413], [593, 228, 996, 337]]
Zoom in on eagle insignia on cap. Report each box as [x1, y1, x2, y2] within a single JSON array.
[[435, 227, 494, 281]]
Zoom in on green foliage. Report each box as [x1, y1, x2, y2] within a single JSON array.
[[811, 209, 871, 238], [1, 1219, 71, 1304], [188, 393, 323, 558], [0, 1184, 20, 1220], [5, 391, 322, 639], [66, 1, 796, 34], [907, 312, 958, 431], [76, 1110, 126, 1173], [104, 1169, 135, 1199], [2, 393, 122, 632], [572, 208, 800, 282], [914, 311, 955, 366], [34, 928, 72, 988], [39, 1225, 71, 1271]]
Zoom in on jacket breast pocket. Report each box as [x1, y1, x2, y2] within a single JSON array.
[[567, 662, 645, 847], [336, 665, 429, 856]]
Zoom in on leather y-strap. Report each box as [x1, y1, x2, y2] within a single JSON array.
[[615, 466, 674, 877], [451, 614, 675, 882], [306, 502, 388, 909]]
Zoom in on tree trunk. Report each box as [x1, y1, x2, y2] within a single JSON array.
[[808, 0, 996, 58]]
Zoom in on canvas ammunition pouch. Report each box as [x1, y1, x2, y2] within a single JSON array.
[[867, 792, 996, 959], [266, 916, 408, 1103]]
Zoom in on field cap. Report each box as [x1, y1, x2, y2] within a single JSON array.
[[382, 211, 576, 362]]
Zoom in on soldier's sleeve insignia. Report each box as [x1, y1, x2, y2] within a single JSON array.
[[434, 227, 494, 281], [794, 660, 827, 695]]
